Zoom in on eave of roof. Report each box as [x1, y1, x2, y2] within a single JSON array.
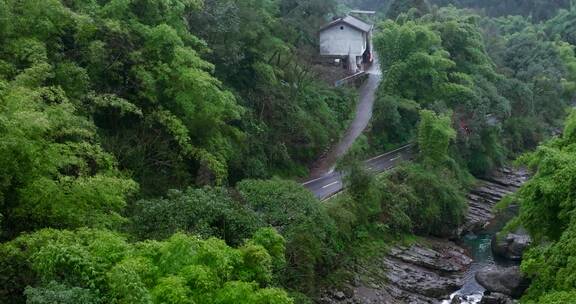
[[319, 15, 373, 33]]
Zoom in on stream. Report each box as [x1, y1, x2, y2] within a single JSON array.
[[443, 207, 519, 304]]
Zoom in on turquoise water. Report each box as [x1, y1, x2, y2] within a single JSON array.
[[459, 232, 494, 295], [443, 208, 519, 303], [441, 233, 493, 304]]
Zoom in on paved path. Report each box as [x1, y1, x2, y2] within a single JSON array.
[[309, 59, 382, 178], [303, 144, 414, 200]]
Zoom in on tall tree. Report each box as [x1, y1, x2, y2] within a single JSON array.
[[387, 0, 431, 19]]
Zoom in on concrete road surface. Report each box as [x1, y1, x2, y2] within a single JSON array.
[[309, 58, 382, 178], [303, 144, 414, 200]]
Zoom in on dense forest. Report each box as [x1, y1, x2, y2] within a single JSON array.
[[1, 0, 576, 303]]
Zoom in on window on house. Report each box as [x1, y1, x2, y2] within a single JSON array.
[[340, 26, 344, 30]]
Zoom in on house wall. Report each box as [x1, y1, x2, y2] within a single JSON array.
[[320, 23, 367, 57]]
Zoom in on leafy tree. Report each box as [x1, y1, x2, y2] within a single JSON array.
[[527, 291, 576, 304], [342, 160, 381, 223], [372, 11, 508, 175], [130, 187, 263, 246], [545, 6, 576, 45], [515, 112, 576, 242], [280, 0, 338, 47], [0, 43, 137, 237], [0, 228, 291, 304], [432, 0, 572, 22], [387, 0, 431, 19], [236, 179, 339, 293], [0, 0, 244, 197], [371, 19, 453, 147], [506, 111, 576, 301], [480, 15, 575, 156], [187, 0, 356, 181], [25, 282, 101, 304], [384, 163, 467, 236], [418, 110, 456, 166]]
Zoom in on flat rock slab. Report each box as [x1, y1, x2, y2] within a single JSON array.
[[388, 241, 472, 273], [320, 239, 472, 304], [382, 240, 473, 301], [461, 168, 529, 236]]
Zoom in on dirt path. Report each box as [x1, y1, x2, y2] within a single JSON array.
[[309, 59, 382, 178]]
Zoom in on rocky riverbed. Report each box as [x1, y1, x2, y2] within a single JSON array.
[[320, 168, 529, 304]]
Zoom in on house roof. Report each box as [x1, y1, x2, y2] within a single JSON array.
[[320, 15, 373, 33]]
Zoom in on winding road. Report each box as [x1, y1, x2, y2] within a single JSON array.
[[303, 57, 415, 200], [309, 59, 383, 179], [303, 144, 414, 200]]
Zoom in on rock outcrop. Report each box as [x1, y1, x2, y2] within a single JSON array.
[[475, 266, 530, 299], [459, 168, 529, 236], [320, 239, 472, 304], [492, 229, 532, 261]]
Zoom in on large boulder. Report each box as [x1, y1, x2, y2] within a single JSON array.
[[480, 292, 515, 304], [475, 266, 530, 299], [492, 229, 532, 261]]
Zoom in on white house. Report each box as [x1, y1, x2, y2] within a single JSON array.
[[319, 15, 374, 74]]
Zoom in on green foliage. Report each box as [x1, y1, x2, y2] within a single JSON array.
[[335, 109, 468, 239], [375, 19, 453, 104], [546, 6, 576, 46], [0, 0, 245, 196], [382, 164, 467, 236], [130, 187, 262, 246], [342, 160, 381, 224], [339, 109, 468, 238], [431, 0, 572, 22], [556, 40, 576, 100], [508, 110, 576, 301], [521, 220, 576, 302], [130, 177, 342, 295], [25, 281, 101, 304], [387, 0, 431, 19], [0, 0, 349, 197], [188, 0, 356, 181], [418, 110, 456, 166], [515, 115, 576, 241], [0, 228, 291, 304], [372, 6, 573, 176], [4, 1, 576, 303], [481, 14, 576, 156], [370, 19, 450, 148], [249, 228, 287, 273], [0, 60, 137, 237], [236, 179, 339, 293], [526, 291, 576, 304]]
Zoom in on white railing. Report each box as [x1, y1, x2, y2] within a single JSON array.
[[334, 71, 367, 87]]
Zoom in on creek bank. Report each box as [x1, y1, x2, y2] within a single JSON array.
[[320, 168, 529, 304]]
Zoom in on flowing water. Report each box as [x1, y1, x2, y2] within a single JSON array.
[[442, 233, 495, 303], [442, 208, 519, 304]]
